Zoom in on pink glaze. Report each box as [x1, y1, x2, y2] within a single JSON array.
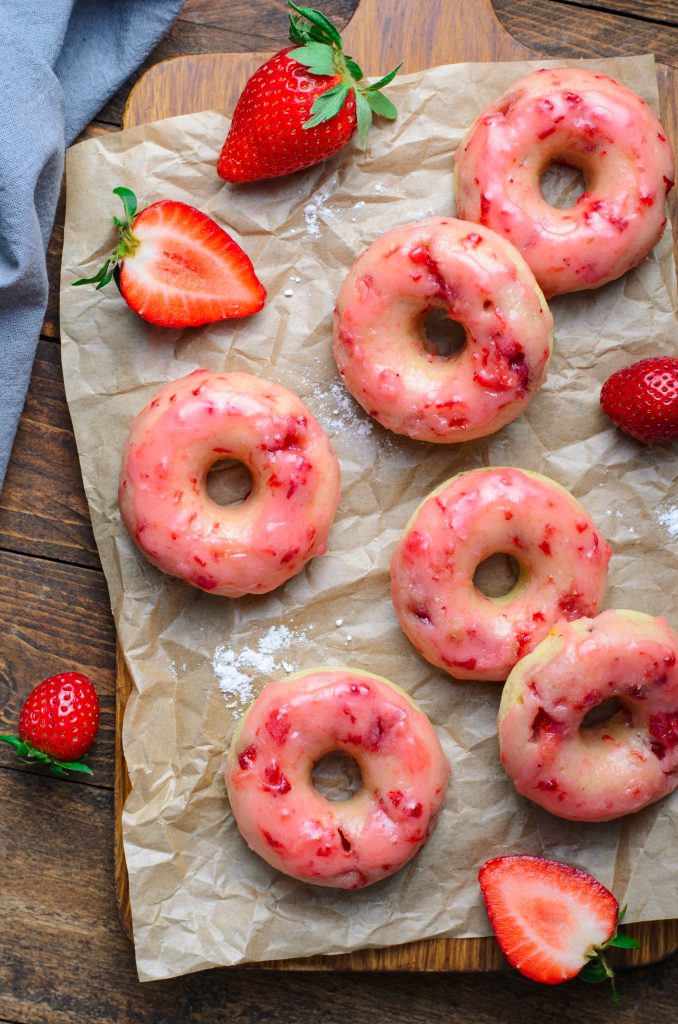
[[333, 217, 552, 443], [119, 370, 340, 597], [390, 468, 610, 682], [225, 668, 449, 889], [455, 68, 675, 297], [498, 610, 678, 822]]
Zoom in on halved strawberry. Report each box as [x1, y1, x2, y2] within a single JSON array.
[[73, 187, 266, 328], [479, 856, 638, 999]]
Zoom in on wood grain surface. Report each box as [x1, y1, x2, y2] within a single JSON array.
[[114, 0, 678, 975], [2, 2, 678, 1023]]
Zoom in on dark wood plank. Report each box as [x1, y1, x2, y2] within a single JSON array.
[[1, 759, 677, 1024], [551, 0, 678, 27], [0, 341, 99, 567], [0, 550, 116, 787], [494, 0, 678, 66]]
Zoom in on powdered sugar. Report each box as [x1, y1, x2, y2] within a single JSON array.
[[214, 624, 309, 715], [303, 189, 339, 237], [658, 505, 678, 540], [311, 381, 373, 438]]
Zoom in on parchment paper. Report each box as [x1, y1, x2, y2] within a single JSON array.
[[61, 54, 678, 982]]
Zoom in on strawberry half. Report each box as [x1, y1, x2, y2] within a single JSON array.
[[73, 187, 266, 328], [600, 356, 678, 443], [0, 672, 100, 777], [479, 856, 638, 999], [217, 1, 400, 184]]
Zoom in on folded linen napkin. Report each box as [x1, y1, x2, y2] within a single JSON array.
[[0, 0, 184, 490]]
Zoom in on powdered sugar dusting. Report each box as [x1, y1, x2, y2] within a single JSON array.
[[311, 381, 373, 438], [658, 505, 678, 540], [214, 624, 308, 715], [304, 190, 339, 237]]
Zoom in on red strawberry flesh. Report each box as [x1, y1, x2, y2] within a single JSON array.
[[479, 855, 618, 984], [120, 201, 266, 327]]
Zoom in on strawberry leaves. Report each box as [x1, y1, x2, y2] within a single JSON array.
[[0, 735, 94, 777], [73, 186, 141, 292], [286, 0, 400, 148], [578, 905, 639, 1003]]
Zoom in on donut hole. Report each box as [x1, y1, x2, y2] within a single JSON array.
[[312, 750, 363, 802], [422, 307, 467, 358], [206, 459, 253, 507], [473, 553, 522, 599], [582, 696, 624, 729], [540, 161, 587, 209]]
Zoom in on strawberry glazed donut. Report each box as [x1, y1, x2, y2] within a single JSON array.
[[390, 467, 610, 682], [225, 668, 449, 889], [455, 67, 675, 297], [119, 370, 340, 597], [498, 610, 678, 821], [333, 217, 552, 443]]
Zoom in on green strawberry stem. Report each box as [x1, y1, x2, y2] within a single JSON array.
[[72, 187, 140, 292], [0, 734, 93, 777], [287, 1, 401, 148], [577, 906, 639, 1002]]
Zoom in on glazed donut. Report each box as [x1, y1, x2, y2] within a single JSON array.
[[333, 217, 552, 443], [119, 369, 340, 597], [455, 67, 675, 297], [390, 467, 610, 682], [498, 610, 678, 822], [225, 668, 449, 889]]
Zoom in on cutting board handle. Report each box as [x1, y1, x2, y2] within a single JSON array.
[[123, 0, 536, 129], [342, 0, 534, 70]]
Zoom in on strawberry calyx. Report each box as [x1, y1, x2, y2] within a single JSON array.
[[72, 187, 141, 292], [287, 1, 401, 148], [578, 906, 639, 1002], [0, 734, 94, 778]]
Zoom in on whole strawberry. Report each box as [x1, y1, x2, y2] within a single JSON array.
[[218, 1, 400, 184], [600, 356, 678, 443], [0, 672, 99, 777]]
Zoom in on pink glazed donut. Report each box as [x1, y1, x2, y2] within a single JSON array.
[[225, 668, 450, 889], [455, 67, 675, 297], [119, 370, 340, 597], [390, 467, 610, 682], [333, 217, 553, 443], [498, 610, 678, 822]]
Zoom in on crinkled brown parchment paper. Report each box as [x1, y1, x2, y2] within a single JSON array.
[[61, 54, 678, 982]]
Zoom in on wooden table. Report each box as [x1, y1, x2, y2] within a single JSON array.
[[1, 1, 677, 1021]]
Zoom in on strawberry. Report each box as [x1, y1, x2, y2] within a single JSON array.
[[73, 187, 266, 328], [600, 356, 678, 443], [217, 1, 400, 184], [479, 856, 639, 1000], [0, 672, 99, 777]]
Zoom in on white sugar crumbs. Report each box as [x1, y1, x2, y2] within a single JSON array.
[[312, 381, 372, 438], [658, 505, 678, 540], [214, 625, 308, 715], [303, 190, 339, 237]]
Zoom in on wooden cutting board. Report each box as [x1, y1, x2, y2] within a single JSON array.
[[115, 0, 678, 970]]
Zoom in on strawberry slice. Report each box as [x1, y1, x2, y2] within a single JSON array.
[[479, 856, 638, 998], [73, 187, 266, 328]]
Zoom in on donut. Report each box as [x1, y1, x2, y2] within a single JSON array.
[[498, 610, 678, 822], [390, 467, 610, 682], [119, 369, 340, 597], [455, 67, 675, 297], [333, 217, 552, 443], [225, 668, 449, 889]]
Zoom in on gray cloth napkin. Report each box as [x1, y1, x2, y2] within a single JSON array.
[[0, 0, 184, 490]]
